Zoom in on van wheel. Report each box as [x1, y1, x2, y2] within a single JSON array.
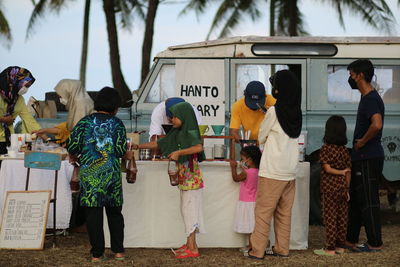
[[306, 149, 323, 225]]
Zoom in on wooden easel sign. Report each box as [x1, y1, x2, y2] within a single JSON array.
[[0, 191, 51, 250]]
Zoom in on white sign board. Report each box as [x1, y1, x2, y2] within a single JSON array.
[[0, 191, 51, 250], [175, 59, 225, 126]]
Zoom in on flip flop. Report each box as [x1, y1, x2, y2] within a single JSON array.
[[175, 248, 200, 259], [343, 244, 362, 253], [246, 249, 265, 260], [265, 247, 289, 257], [313, 249, 335, 256], [91, 255, 108, 263], [356, 243, 382, 253]]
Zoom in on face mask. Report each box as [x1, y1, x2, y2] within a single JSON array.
[[18, 86, 29, 95], [348, 76, 358, 90], [240, 159, 249, 169], [60, 98, 68, 105]]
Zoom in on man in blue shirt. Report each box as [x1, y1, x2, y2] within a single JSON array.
[[345, 59, 385, 252]]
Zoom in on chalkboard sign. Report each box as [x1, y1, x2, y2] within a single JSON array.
[[0, 191, 51, 250]]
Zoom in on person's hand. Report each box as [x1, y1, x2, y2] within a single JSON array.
[[131, 143, 140, 150], [69, 154, 78, 164], [124, 150, 134, 160], [342, 168, 351, 176], [354, 139, 365, 151], [168, 151, 180, 161], [346, 191, 350, 202], [1, 115, 15, 125], [229, 160, 237, 169]]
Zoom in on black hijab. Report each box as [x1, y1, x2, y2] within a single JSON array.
[[270, 70, 302, 138]]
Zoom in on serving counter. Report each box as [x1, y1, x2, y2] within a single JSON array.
[[0, 159, 74, 229], [105, 161, 310, 249]]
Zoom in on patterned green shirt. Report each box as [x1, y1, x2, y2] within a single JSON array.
[[67, 113, 127, 207]]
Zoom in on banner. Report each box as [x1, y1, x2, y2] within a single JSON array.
[[175, 59, 225, 125]]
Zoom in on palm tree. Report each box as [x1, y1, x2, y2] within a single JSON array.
[[182, 0, 395, 37], [0, 0, 12, 48], [26, 0, 92, 88], [141, 0, 160, 85]]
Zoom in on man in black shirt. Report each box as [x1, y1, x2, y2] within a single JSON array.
[[345, 59, 385, 252]]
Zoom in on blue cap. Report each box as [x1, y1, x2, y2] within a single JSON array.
[[244, 81, 266, 110], [165, 97, 185, 118]]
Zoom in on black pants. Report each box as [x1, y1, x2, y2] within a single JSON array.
[[85, 206, 125, 258], [346, 158, 383, 247]]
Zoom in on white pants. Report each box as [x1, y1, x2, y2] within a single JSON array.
[[180, 188, 206, 236]]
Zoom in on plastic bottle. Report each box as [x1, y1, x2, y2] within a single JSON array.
[[17, 136, 23, 152]]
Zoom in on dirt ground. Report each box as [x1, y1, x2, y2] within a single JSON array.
[[1, 207, 400, 267]]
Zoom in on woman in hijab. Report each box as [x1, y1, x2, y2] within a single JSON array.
[[33, 79, 94, 144], [0, 66, 40, 155], [133, 101, 206, 259], [247, 70, 302, 259]]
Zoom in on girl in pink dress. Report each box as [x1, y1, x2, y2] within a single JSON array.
[[230, 145, 262, 252]]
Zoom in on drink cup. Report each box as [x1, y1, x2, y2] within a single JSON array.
[[198, 125, 209, 136], [211, 125, 225, 136]]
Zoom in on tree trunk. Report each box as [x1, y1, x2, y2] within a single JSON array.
[[141, 0, 160, 85], [288, 0, 298, 36], [79, 0, 91, 88], [269, 0, 275, 36], [103, 0, 132, 107]]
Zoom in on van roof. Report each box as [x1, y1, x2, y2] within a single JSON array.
[[155, 35, 400, 59]]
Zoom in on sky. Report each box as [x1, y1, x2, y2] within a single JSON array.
[[1, 0, 399, 102]]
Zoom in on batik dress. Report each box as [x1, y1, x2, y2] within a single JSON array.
[[319, 143, 351, 250], [67, 113, 127, 207]]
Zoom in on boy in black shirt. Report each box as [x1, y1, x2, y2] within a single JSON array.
[[345, 59, 385, 252]]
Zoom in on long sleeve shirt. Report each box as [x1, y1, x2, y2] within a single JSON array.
[[0, 96, 41, 142], [258, 106, 298, 181]]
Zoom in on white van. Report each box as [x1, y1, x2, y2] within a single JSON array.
[[134, 36, 400, 182]]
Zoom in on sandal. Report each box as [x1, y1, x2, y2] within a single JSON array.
[[246, 249, 264, 260], [356, 243, 382, 253], [313, 249, 335, 256], [175, 248, 200, 259], [114, 253, 125, 260], [91, 255, 108, 263], [265, 246, 289, 257]]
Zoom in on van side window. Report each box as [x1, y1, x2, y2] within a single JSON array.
[[235, 64, 289, 98], [328, 65, 400, 104], [145, 64, 176, 103]]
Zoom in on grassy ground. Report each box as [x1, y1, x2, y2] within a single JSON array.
[[1, 205, 399, 266]]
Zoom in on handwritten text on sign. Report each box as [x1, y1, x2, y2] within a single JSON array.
[[0, 191, 51, 250], [175, 59, 225, 125]]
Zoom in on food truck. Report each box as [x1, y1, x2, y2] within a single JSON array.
[[133, 36, 400, 182]]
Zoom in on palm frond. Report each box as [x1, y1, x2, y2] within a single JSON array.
[[0, 8, 12, 48], [115, 0, 146, 30], [25, 0, 70, 40], [179, 0, 209, 17], [276, 0, 307, 36], [325, 0, 395, 34]]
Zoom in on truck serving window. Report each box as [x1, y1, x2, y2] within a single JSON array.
[[328, 65, 400, 104], [145, 64, 176, 103], [252, 43, 337, 56], [235, 64, 289, 98]]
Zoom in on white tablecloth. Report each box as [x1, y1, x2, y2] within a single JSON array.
[[0, 159, 74, 229], [105, 161, 310, 249]]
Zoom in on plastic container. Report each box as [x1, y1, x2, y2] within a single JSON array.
[[168, 160, 179, 186]]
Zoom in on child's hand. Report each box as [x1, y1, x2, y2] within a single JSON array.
[[229, 160, 237, 169], [342, 168, 351, 176], [168, 151, 180, 161]]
